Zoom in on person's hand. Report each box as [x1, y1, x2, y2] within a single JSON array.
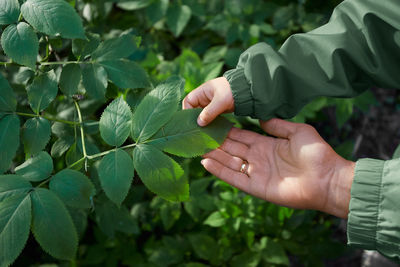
[[183, 77, 234, 126], [201, 118, 355, 218]]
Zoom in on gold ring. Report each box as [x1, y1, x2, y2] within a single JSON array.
[[240, 161, 249, 175]]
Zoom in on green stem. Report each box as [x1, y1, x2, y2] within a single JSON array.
[[74, 101, 87, 159], [68, 157, 85, 169], [0, 61, 12, 66], [87, 143, 137, 160], [40, 60, 92, 66], [37, 177, 51, 188], [13, 112, 79, 125]]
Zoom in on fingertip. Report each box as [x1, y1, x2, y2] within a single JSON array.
[[197, 116, 207, 127]]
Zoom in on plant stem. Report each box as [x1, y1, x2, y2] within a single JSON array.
[[74, 100, 88, 160], [37, 177, 51, 188], [40, 60, 92, 66], [13, 112, 79, 125], [87, 143, 137, 160], [68, 157, 86, 169], [0, 61, 12, 66]]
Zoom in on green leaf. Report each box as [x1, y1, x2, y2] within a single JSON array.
[[146, 0, 169, 24], [231, 251, 261, 267], [0, 73, 17, 112], [166, 4, 191, 37], [49, 169, 95, 209], [22, 117, 51, 156], [0, 194, 31, 267], [91, 34, 138, 61], [160, 201, 181, 230], [72, 33, 100, 59], [203, 211, 227, 227], [262, 238, 289, 266], [100, 59, 149, 89], [0, 115, 20, 174], [30, 188, 78, 260], [81, 63, 108, 100], [99, 97, 133, 147], [393, 144, 400, 159], [26, 70, 58, 113], [65, 142, 83, 170], [59, 64, 82, 97], [117, 0, 154, 11], [335, 99, 353, 129], [1, 22, 38, 69], [0, 0, 19, 25], [133, 144, 189, 202], [132, 76, 184, 142], [15, 151, 53, 182], [0, 175, 32, 202], [98, 149, 134, 206], [188, 234, 218, 261], [148, 108, 232, 157], [21, 0, 85, 39], [51, 137, 74, 158]]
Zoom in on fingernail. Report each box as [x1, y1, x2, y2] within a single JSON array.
[[197, 116, 206, 126], [200, 159, 205, 165]]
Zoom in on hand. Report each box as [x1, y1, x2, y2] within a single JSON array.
[[183, 77, 234, 126], [201, 119, 355, 218]]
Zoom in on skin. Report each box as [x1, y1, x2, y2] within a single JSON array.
[[183, 77, 355, 219]]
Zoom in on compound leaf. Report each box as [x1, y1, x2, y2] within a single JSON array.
[[22, 117, 51, 156], [148, 108, 232, 157], [81, 63, 108, 100], [49, 169, 95, 209], [59, 64, 82, 97], [15, 151, 53, 182], [133, 144, 189, 202], [0, 73, 17, 112], [0, 0, 19, 25], [100, 59, 149, 89], [0, 175, 32, 202], [166, 4, 191, 37], [72, 32, 100, 59], [1, 22, 38, 69], [21, 0, 85, 39], [99, 97, 132, 147], [91, 34, 138, 61], [31, 188, 78, 260], [132, 76, 184, 142], [0, 194, 31, 267], [0, 115, 20, 174], [98, 149, 134, 206], [26, 70, 58, 114]]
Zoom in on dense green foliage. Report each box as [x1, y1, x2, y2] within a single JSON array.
[[0, 0, 381, 266]]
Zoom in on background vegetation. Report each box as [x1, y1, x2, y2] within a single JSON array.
[[3, 0, 398, 266]]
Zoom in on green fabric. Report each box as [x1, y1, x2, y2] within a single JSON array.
[[224, 0, 400, 261]]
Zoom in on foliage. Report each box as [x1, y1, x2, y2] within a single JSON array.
[[0, 0, 373, 266]]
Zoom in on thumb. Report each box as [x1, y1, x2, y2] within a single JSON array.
[[197, 96, 226, 126], [260, 118, 299, 139]]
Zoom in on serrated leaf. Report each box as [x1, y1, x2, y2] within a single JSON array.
[[49, 169, 95, 209], [30, 188, 78, 260], [0, 0, 19, 25], [117, 0, 154, 11], [99, 97, 132, 147], [59, 64, 82, 97], [26, 70, 58, 113], [72, 32, 100, 59], [166, 4, 191, 37], [15, 151, 53, 182], [21, 0, 85, 39], [0, 73, 17, 112], [51, 137, 74, 158], [0, 175, 32, 202], [0, 115, 20, 174], [148, 108, 232, 157], [65, 142, 83, 170], [203, 211, 226, 227], [67, 207, 87, 239], [133, 144, 189, 202], [131, 76, 184, 142], [22, 117, 51, 156], [1, 22, 38, 69], [0, 194, 31, 267], [100, 59, 149, 89], [91, 34, 138, 61], [81, 63, 108, 100], [98, 149, 134, 206]]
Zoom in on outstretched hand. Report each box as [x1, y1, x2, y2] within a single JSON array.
[[201, 119, 355, 218]]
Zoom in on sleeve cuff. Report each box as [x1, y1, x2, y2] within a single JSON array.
[[347, 158, 385, 250], [223, 68, 254, 117]]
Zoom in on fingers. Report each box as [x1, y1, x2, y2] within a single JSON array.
[[227, 127, 260, 145], [197, 95, 227, 126], [182, 85, 211, 110], [219, 138, 249, 159], [203, 148, 244, 171], [201, 158, 250, 192], [259, 118, 299, 139]]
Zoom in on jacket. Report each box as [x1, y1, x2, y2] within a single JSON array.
[[223, 0, 400, 262]]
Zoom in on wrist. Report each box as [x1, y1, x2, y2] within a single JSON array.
[[323, 158, 355, 218]]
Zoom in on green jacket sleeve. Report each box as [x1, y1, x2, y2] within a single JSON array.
[[349, 158, 400, 263], [223, 0, 400, 120]]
